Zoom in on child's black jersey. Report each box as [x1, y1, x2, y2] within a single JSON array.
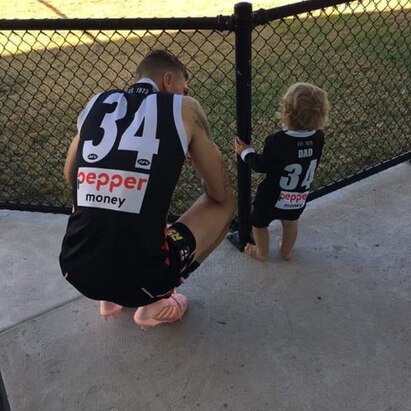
[[244, 129, 324, 221]]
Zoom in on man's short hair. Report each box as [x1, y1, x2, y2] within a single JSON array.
[[136, 50, 188, 80]]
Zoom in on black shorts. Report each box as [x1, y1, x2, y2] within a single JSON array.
[[130, 222, 199, 306], [61, 222, 199, 308], [167, 222, 199, 280], [251, 204, 303, 228]]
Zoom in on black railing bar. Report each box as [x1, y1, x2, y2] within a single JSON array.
[[0, 202, 71, 214], [307, 151, 411, 202], [253, 0, 356, 26], [0, 15, 234, 31]]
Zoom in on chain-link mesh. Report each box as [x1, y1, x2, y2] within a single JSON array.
[[252, 0, 410, 196], [0, 0, 410, 216], [0, 24, 236, 215]]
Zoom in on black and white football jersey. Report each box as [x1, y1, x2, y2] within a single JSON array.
[[60, 80, 188, 304], [244, 129, 324, 218]]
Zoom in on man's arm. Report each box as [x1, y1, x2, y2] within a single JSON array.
[[182, 97, 234, 205], [63, 134, 80, 185]]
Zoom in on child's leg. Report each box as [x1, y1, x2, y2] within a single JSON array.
[[279, 219, 298, 260], [244, 226, 269, 261]]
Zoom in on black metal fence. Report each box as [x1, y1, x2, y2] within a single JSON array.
[[0, 0, 410, 246]]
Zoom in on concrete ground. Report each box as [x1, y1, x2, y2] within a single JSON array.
[[0, 162, 410, 411]]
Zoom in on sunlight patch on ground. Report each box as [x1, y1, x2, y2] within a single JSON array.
[[2, 0, 294, 19], [1, 0, 409, 56]]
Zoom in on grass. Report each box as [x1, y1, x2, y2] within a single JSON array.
[[250, 5, 411, 193], [0, 1, 410, 214], [0, 0, 295, 19]]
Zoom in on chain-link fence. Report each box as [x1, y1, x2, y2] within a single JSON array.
[[0, 0, 410, 224], [0, 17, 236, 216], [251, 0, 410, 202]]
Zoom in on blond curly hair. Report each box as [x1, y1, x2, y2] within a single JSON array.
[[278, 82, 330, 130]]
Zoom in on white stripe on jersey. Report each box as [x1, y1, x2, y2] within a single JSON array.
[[284, 129, 316, 138], [173, 94, 188, 155]]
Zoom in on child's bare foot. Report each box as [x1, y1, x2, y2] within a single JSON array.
[[244, 243, 268, 261], [278, 240, 292, 261]]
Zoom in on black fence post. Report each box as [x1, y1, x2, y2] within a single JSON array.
[[227, 2, 253, 251]]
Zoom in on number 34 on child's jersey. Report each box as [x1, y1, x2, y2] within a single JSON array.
[[280, 160, 318, 191], [275, 160, 318, 210]]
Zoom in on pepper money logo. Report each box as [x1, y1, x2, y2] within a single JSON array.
[[77, 167, 149, 214], [275, 190, 309, 210]]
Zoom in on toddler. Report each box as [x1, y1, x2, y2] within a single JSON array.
[[235, 82, 330, 260]]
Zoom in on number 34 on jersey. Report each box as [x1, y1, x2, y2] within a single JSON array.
[[275, 159, 318, 210], [77, 92, 159, 214], [82, 92, 159, 170]]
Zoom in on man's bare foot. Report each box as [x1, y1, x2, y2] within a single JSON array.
[[278, 240, 292, 261], [244, 243, 268, 261], [100, 301, 123, 318]]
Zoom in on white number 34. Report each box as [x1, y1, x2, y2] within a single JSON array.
[[81, 92, 159, 170], [279, 159, 318, 190]]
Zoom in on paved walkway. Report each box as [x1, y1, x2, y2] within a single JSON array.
[[1, 163, 410, 411]]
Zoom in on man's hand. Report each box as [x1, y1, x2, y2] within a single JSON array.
[[234, 136, 252, 155]]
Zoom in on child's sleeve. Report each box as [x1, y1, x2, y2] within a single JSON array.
[[242, 151, 267, 173], [241, 136, 274, 173]]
